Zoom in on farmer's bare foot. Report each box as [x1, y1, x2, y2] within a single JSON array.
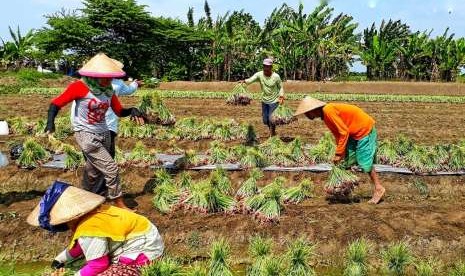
[[368, 186, 385, 204]]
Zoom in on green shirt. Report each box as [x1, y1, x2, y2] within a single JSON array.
[[245, 71, 284, 104]]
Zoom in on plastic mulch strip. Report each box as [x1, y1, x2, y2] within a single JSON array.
[[41, 153, 465, 176]]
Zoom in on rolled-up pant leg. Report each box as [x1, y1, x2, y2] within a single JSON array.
[[75, 131, 122, 199]]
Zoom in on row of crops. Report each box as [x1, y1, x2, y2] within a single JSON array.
[[24, 236, 464, 276], [8, 114, 465, 174], [15, 87, 465, 103], [143, 237, 465, 276]]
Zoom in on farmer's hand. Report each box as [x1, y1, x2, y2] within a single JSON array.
[[129, 108, 145, 125], [278, 96, 285, 104], [135, 79, 143, 87], [333, 155, 343, 164], [238, 80, 245, 84]]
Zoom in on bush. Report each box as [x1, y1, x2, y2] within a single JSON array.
[[17, 69, 61, 84]]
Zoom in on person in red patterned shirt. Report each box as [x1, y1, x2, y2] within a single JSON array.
[[45, 53, 144, 210]]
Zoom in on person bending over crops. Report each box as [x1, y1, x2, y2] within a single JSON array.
[[70, 59, 142, 196], [44, 53, 144, 210], [27, 181, 164, 276], [294, 97, 385, 204], [240, 58, 284, 137]]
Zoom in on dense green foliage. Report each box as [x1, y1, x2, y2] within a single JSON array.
[[1, 0, 465, 82]]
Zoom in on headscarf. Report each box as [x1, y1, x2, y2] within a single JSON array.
[[82, 76, 114, 97]]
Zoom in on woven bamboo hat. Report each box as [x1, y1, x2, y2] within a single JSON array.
[[294, 96, 327, 116], [27, 186, 105, 227], [78, 53, 126, 78]]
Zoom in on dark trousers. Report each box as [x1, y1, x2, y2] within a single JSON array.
[[82, 131, 117, 196], [261, 102, 279, 127]]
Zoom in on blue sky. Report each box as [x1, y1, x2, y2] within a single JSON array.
[[2, 0, 464, 40]]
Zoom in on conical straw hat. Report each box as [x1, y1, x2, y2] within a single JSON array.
[[111, 59, 124, 69], [27, 186, 105, 227], [78, 53, 126, 78], [294, 96, 327, 116]]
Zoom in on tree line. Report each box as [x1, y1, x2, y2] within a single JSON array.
[[1, 0, 464, 82]]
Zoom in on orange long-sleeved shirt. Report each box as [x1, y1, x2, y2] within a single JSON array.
[[322, 103, 375, 155]]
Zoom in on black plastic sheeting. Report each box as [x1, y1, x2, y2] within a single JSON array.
[[41, 153, 465, 176]]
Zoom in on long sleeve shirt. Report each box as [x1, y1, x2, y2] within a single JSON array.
[[70, 79, 138, 133], [245, 71, 284, 104], [322, 103, 375, 156], [52, 80, 124, 134]]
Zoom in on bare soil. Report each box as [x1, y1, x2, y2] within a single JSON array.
[[0, 82, 465, 269]]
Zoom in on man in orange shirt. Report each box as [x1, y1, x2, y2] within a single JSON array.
[[295, 96, 385, 204]]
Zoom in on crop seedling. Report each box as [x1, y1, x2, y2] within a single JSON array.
[[414, 258, 440, 276], [247, 236, 276, 275], [141, 257, 182, 276], [261, 256, 283, 276], [175, 149, 209, 169], [393, 134, 414, 156], [152, 181, 180, 214], [7, 117, 31, 135], [128, 141, 159, 167], [139, 93, 176, 126], [62, 143, 84, 170], [288, 137, 305, 164], [209, 167, 233, 193], [325, 165, 359, 198], [447, 144, 465, 171], [270, 104, 297, 126], [344, 263, 366, 276], [182, 180, 235, 214], [285, 237, 316, 276], [343, 239, 371, 276], [207, 141, 229, 164], [245, 177, 285, 223], [259, 136, 286, 157], [247, 236, 275, 276], [226, 83, 252, 105], [237, 168, 263, 198], [402, 145, 440, 173], [381, 241, 414, 276], [114, 147, 127, 166], [17, 138, 50, 169], [118, 118, 136, 138], [34, 118, 47, 135], [177, 171, 193, 190], [308, 132, 336, 163], [449, 261, 465, 276], [153, 169, 174, 187], [376, 139, 400, 165], [240, 147, 268, 168], [208, 238, 233, 276], [283, 179, 314, 204], [53, 116, 73, 140], [183, 262, 208, 276]]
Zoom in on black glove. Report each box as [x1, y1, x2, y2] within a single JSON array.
[[51, 259, 65, 269], [121, 107, 143, 118], [45, 104, 60, 133]]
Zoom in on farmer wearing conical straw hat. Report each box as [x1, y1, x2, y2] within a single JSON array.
[[240, 58, 284, 137], [70, 57, 141, 196], [295, 97, 385, 204], [44, 53, 145, 210], [27, 181, 164, 276]]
